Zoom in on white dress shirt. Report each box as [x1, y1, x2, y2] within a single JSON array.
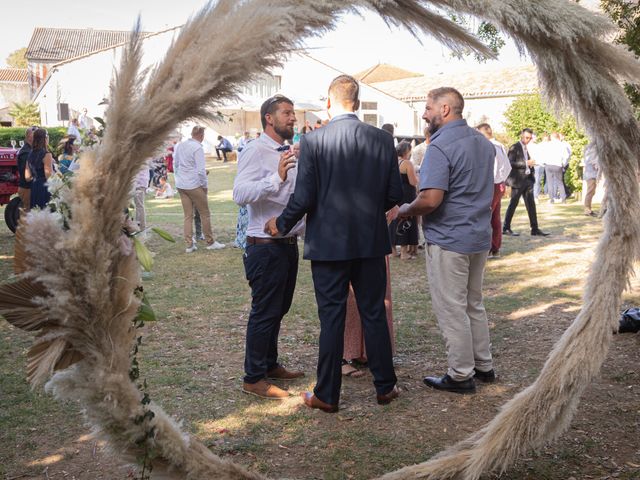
[[490, 138, 511, 184], [546, 139, 571, 167], [233, 133, 304, 238], [174, 138, 207, 190]]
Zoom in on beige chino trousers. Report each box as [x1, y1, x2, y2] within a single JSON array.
[[584, 178, 597, 213], [177, 187, 214, 246], [426, 243, 493, 381]]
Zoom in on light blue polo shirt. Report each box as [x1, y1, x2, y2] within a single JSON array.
[[419, 119, 495, 254]]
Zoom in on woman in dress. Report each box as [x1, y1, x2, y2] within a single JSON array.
[[395, 141, 419, 259], [342, 206, 399, 378], [25, 128, 54, 210], [57, 136, 78, 174]]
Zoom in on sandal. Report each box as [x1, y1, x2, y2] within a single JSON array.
[[341, 360, 366, 378]]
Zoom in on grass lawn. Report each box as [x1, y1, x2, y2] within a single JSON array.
[[1, 159, 639, 480]]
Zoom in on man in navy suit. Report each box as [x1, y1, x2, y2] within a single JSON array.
[[265, 75, 402, 412]]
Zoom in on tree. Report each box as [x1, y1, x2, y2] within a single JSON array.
[[503, 94, 589, 192], [9, 102, 40, 127], [6, 47, 27, 68], [600, 0, 640, 116]]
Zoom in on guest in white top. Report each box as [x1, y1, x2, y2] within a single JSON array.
[[155, 176, 175, 198], [582, 142, 600, 216], [174, 125, 225, 252], [232, 94, 305, 400], [411, 128, 430, 173], [79, 108, 93, 130], [476, 123, 512, 257], [545, 132, 571, 203], [133, 164, 150, 231], [67, 119, 82, 142], [237, 131, 252, 152]]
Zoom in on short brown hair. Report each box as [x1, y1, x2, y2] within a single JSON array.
[[328, 75, 359, 108], [260, 95, 294, 129], [427, 87, 465, 115]]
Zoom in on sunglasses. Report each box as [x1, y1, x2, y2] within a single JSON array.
[[396, 219, 413, 235]]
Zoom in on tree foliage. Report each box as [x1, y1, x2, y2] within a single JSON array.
[[600, 0, 640, 116], [503, 94, 589, 192], [6, 47, 27, 69], [8, 102, 41, 127]]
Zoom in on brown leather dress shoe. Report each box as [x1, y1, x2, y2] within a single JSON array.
[[266, 365, 305, 380], [376, 386, 400, 405], [300, 392, 338, 413], [242, 379, 289, 400]]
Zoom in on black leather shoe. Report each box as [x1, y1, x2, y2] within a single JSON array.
[[531, 229, 550, 237], [473, 368, 496, 383], [423, 374, 476, 394], [502, 228, 520, 236]]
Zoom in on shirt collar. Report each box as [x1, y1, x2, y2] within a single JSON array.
[[259, 132, 287, 150], [430, 118, 467, 142], [329, 113, 358, 123]]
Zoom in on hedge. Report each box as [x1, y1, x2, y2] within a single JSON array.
[[0, 127, 68, 151]]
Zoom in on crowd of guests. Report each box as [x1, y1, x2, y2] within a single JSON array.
[[11, 84, 604, 414], [228, 76, 609, 412]]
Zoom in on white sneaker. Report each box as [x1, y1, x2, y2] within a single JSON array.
[[185, 244, 198, 253], [206, 241, 226, 250]]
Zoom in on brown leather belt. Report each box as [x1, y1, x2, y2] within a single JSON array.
[[246, 236, 297, 246]]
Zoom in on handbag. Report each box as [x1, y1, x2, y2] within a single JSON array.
[[618, 307, 640, 334]]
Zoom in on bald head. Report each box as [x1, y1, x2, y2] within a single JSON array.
[[328, 75, 360, 112]]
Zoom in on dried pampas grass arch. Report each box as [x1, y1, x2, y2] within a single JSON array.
[[1, 1, 639, 479]]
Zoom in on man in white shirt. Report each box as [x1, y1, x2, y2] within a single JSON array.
[[477, 123, 511, 258], [174, 125, 225, 252], [67, 118, 82, 142], [582, 142, 600, 216], [233, 95, 304, 400], [237, 131, 251, 152], [546, 132, 571, 203], [133, 163, 150, 231], [79, 108, 93, 130]]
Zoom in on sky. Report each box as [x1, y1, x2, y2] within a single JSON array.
[[0, 0, 545, 76]]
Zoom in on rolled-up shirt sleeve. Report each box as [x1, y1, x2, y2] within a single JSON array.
[[419, 145, 450, 192], [233, 147, 284, 206]]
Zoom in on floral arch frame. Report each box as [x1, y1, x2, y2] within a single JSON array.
[[2, 1, 639, 479]]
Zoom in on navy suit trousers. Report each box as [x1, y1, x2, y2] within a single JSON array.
[[310, 257, 397, 405], [243, 243, 298, 383]]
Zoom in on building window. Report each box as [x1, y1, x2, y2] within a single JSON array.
[[241, 74, 282, 98], [363, 113, 378, 127], [361, 101, 378, 110]]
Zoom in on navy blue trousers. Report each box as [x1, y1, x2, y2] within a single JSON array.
[[243, 243, 298, 384], [311, 257, 397, 405]]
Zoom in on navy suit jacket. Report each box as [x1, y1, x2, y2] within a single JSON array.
[[276, 114, 402, 261]]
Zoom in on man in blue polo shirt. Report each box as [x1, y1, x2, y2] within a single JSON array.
[[398, 87, 496, 394]]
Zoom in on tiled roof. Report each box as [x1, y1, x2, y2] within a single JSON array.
[[0, 68, 29, 83], [26, 27, 146, 62], [354, 63, 422, 83], [370, 65, 539, 100]]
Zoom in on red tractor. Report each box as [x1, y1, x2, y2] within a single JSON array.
[[0, 146, 21, 232]]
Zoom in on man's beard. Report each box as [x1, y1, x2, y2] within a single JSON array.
[[275, 122, 294, 140], [427, 115, 442, 135]]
